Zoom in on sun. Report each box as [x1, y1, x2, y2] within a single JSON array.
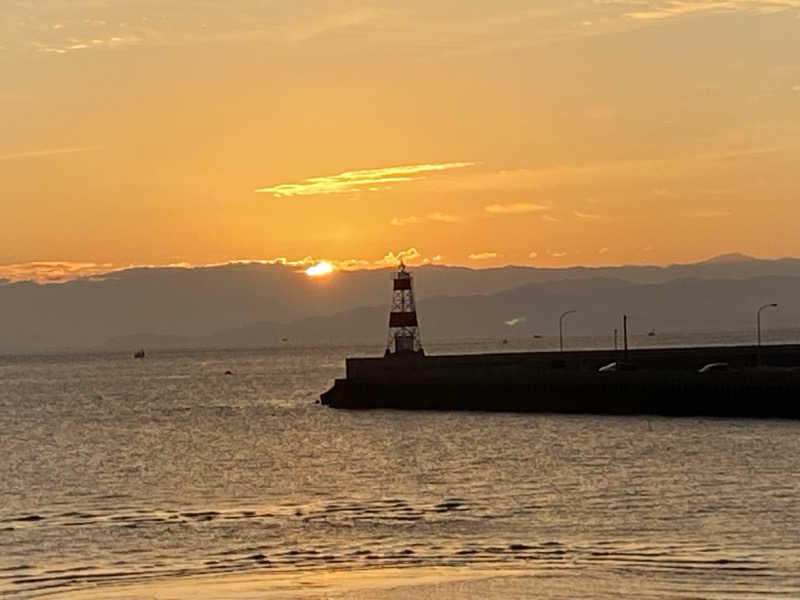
[[305, 261, 334, 277]]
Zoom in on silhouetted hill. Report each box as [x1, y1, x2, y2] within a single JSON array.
[[2, 256, 800, 351], [699, 252, 759, 265], [105, 275, 800, 350]]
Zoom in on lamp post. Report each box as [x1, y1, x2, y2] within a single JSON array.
[[757, 303, 778, 348], [623, 314, 629, 361], [559, 310, 576, 352]]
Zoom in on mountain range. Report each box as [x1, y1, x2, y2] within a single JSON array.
[[1, 254, 799, 352]]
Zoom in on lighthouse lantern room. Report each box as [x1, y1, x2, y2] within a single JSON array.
[[385, 262, 424, 356]]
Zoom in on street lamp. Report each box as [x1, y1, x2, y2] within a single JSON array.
[[559, 310, 576, 352], [757, 303, 778, 347]]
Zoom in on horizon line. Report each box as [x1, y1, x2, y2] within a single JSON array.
[[0, 252, 791, 285]]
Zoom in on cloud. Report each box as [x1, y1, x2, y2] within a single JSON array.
[[620, 0, 800, 20], [599, 247, 610, 254], [684, 209, 733, 218], [573, 210, 603, 220], [32, 33, 143, 55], [468, 252, 499, 260], [377, 248, 422, 266], [547, 250, 568, 258], [0, 145, 103, 161], [256, 162, 476, 197], [443, 147, 782, 194], [484, 203, 550, 214], [0, 261, 113, 284], [287, 7, 381, 42], [16, 4, 411, 57], [332, 258, 372, 269], [390, 216, 424, 226], [1, 251, 438, 284], [391, 212, 463, 226], [541, 215, 560, 223], [11, 1, 799, 63], [427, 212, 463, 223], [652, 188, 679, 198], [529, 251, 539, 259]]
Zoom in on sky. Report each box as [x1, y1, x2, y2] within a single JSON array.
[[2, 0, 800, 282]]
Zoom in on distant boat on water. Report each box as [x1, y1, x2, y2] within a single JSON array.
[[133, 349, 146, 359], [648, 329, 657, 337]]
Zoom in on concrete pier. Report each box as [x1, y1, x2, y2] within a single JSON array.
[[321, 344, 800, 418]]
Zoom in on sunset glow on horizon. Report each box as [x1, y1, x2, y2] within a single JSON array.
[[2, 1, 800, 275], [305, 261, 335, 277]]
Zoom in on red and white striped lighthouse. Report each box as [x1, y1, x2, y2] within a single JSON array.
[[385, 262, 424, 356]]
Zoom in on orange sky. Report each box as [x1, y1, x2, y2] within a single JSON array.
[[2, 1, 800, 281]]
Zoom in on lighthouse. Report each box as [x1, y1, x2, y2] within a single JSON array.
[[385, 262, 424, 356]]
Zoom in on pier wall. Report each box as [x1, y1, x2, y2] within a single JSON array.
[[320, 344, 800, 417], [322, 371, 800, 417], [345, 344, 800, 384]]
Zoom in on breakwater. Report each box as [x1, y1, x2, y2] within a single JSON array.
[[321, 344, 800, 418]]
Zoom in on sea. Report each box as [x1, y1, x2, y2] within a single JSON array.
[[2, 331, 800, 599]]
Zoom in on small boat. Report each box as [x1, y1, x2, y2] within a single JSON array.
[[134, 350, 146, 359], [648, 329, 656, 337], [502, 338, 508, 345], [533, 334, 543, 339]]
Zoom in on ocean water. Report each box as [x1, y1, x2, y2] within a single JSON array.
[[2, 334, 800, 599]]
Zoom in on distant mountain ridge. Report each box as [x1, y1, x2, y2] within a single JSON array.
[[104, 274, 800, 350], [2, 254, 799, 352], [698, 252, 760, 264]]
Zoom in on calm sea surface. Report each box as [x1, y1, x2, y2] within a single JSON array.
[[2, 333, 800, 599]]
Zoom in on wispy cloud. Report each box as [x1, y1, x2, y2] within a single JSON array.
[[34, 35, 142, 54], [684, 209, 733, 218], [1, 250, 443, 284], [390, 212, 463, 226], [468, 252, 499, 261], [0, 145, 102, 161], [376, 248, 423, 266], [244, 250, 435, 270], [11, 1, 799, 62], [573, 210, 604, 220], [287, 7, 382, 42], [445, 146, 782, 194], [484, 202, 550, 214], [15, 5, 385, 56], [0, 261, 113, 284], [390, 216, 424, 226], [255, 162, 476, 197], [620, 0, 800, 20]]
